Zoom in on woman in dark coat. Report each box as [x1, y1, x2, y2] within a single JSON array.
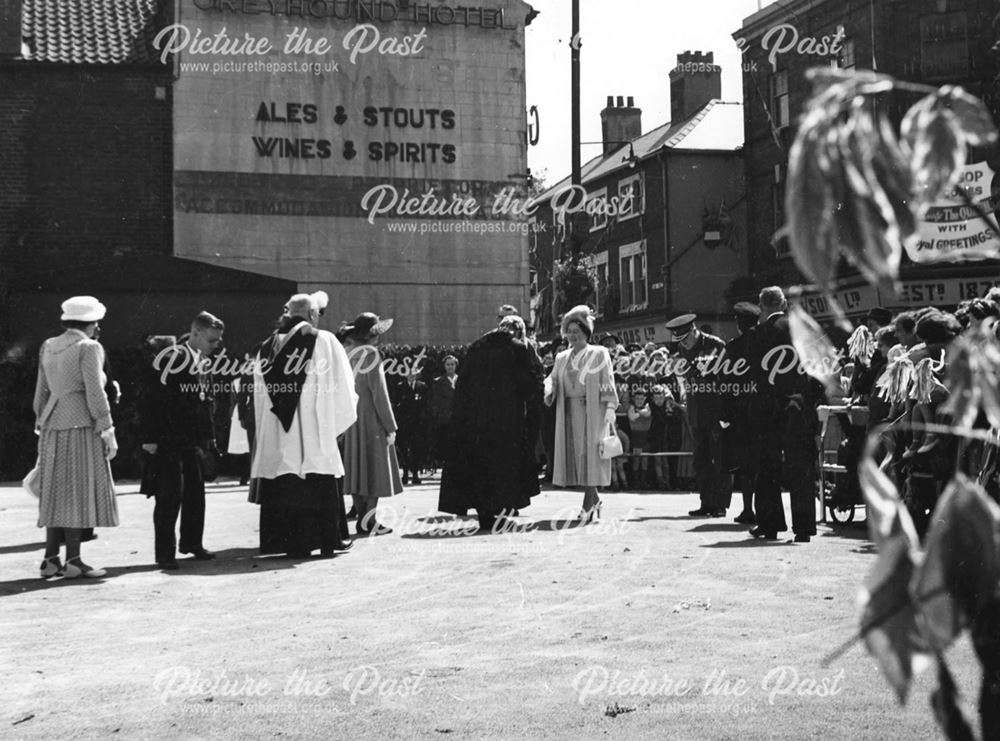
[[438, 316, 543, 531]]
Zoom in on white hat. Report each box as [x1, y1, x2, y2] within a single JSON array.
[[60, 296, 106, 323]]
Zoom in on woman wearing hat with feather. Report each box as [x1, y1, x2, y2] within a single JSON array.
[[545, 305, 619, 521], [340, 312, 404, 536], [32, 296, 119, 578]]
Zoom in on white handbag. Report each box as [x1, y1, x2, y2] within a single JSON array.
[[599, 422, 623, 459]]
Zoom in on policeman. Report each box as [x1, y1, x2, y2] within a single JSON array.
[[667, 313, 731, 517]]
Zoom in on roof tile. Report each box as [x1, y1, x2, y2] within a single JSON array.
[[20, 0, 168, 65]]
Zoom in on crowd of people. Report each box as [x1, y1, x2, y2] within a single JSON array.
[[27, 280, 1000, 577]]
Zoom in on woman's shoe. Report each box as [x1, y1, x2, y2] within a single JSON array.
[[40, 556, 62, 578], [61, 558, 106, 579], [578, 501, 602, 525]]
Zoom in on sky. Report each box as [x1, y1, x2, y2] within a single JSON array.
[[524, 0, 774, 183]]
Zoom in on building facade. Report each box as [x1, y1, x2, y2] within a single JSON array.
[[0, 0, 538, 351], [735, 0, 1000, 321], [531, 52, 747, 345]]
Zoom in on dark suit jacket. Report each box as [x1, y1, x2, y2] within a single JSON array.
[[427, 375, 457, 426], [393, 379, 429, 435], [141, 343, 216, 452]]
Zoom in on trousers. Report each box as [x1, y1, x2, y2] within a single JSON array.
[[153, 448, 205, 561]]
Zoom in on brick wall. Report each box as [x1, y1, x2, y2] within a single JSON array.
[[0, 64, 173, 300]]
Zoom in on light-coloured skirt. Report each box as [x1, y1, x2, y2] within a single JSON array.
[[560, 397, 591, 486], [36, 428, 119, 529]]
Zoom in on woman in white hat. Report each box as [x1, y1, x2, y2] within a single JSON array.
[[33, 296, 119, 578]]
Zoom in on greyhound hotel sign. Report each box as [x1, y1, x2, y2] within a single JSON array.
[[170, 0, 536, 343], [191, 0, 519, 29]]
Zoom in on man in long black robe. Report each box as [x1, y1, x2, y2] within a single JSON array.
[[438, 322, 543, 531]]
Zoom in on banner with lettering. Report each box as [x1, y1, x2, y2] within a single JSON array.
[[908, 162, 1000, 263]]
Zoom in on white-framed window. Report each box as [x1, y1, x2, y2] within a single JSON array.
[[619, 240, 647, 311], [618, 173, 644, 221], [769, 70, 789, 130], [587, 251, 610, 316], [589, 187, 608, 231]]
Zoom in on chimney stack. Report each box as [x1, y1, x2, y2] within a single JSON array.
[[600, 95, 642, 156], [668, 50, 721, 122]]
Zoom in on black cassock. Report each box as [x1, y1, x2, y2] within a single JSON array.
[[438, 330, 543, 518]]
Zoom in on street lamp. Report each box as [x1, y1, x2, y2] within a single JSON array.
[[580, 141, 639, 168]]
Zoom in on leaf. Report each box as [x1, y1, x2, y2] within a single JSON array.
[[788, 304, 841, 396], [911, 474, 1000, 652], [930, 654, 976, 741], [858, 455, 930, 703], [787, 112, 840, 290], [902, 95, 963, 215], [833, 101, 908, 295], [942, 321, 1000, 430], [971, 596, 1000, 740], [940, 85, 999, 147]]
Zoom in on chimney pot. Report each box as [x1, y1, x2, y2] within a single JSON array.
[[616, 95, 624, 107], [627, 96, 634, 107], [606, 95, 614, 107]]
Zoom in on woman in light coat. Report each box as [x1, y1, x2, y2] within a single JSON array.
[[545, 305, 619, 522], [340, 312, 404, 535], [33, 296, 118, 578]]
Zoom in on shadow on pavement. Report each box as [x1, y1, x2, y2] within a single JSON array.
[[699, 539, 796, 548], [686, 523, 751, 533], [0, 541, 46, 555], [0, 548, 322, 596]]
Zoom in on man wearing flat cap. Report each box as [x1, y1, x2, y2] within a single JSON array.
[[667, 313, 731, 517]]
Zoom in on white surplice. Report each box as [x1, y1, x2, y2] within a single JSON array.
[[251, 327, 358, 479]]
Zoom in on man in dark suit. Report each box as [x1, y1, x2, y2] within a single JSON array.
[[142, 312, 225, 569], [394, 367, 429, 485], [721, 302, 761, 525], [747, 287, 818, 543], [669, 313, 731, 517], [427, 355, 458, 468]]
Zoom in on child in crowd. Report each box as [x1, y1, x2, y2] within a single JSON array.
[[627, 388, 652, 488], [648, 385, 673, 489], [611, 427, 631, 490]]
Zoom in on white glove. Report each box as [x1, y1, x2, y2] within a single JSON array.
[[386, 432, 396, 446], [603, 408, 616, 426], [101, 427, 118, 461]]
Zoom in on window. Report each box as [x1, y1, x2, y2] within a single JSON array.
[[619, 240, 647, 310], [589, 187, 608, 231], [618, 173, 644, 220], [772, 170, 789, 258], [920, 12, 969, 80], [585, 251, 610, 316], [838, 38, 855, 70], [769, 70, 789, 129]]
